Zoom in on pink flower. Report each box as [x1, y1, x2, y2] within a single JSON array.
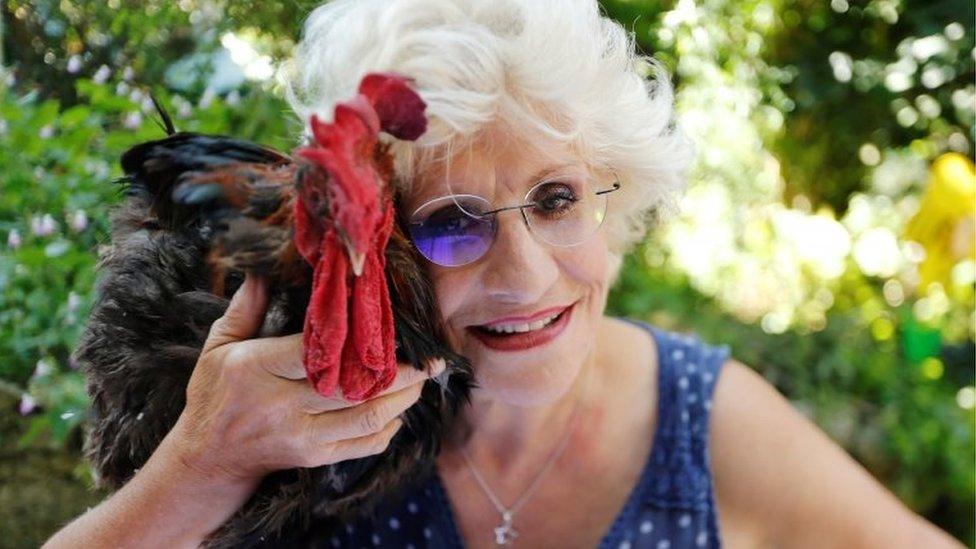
[[18, 393, 37, 416]]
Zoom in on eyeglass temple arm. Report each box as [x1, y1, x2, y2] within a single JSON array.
[[478, 180, 621, 217], [595, 181, 621, 196]]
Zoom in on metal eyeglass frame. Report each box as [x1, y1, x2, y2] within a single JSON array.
[[407, 171, 622, 264]]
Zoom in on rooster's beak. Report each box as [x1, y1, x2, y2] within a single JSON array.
[[344, 241, 366, 277]]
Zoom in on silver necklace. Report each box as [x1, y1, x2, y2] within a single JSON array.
[[458, 368, 590, 547]]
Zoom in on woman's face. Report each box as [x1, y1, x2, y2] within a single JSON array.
[[402, 131, 614, 407]]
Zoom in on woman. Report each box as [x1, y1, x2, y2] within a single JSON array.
[[45, 0, 964, 547]]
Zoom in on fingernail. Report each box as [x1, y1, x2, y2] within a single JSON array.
[[242, 273, 265, 299]]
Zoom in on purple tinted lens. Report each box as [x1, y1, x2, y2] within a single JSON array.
[[409, 205, 494, 266]]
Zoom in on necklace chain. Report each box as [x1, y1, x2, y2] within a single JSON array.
[[458, 366, 591, 546]]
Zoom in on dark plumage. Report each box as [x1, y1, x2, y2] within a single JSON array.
[[72, 93, 475, 547]]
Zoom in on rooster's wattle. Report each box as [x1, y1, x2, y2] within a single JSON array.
[[72, 73, 475, 548]]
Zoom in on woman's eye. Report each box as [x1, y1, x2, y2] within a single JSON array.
[[427, 207, 470, 231], [532, 183, 578, 214]]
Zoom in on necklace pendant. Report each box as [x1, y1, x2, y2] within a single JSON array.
[[493, 511, 518, 546]]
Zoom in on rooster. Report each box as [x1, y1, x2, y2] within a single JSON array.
[[72, 73, 475, 548]]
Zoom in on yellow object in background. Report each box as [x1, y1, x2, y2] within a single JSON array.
[[904, 152, 976, 294]]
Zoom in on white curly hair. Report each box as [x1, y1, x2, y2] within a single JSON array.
[[283, 0, 693, 283]]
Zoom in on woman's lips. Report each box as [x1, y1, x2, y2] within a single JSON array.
[[467, 302, 574, 352]]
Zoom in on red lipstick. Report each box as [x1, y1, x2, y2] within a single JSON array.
[[467, 302, 574, 352]]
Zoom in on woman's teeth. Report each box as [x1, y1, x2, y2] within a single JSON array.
[[482, 311, 561, 334]]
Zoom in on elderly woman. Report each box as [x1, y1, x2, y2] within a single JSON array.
[[45, 0, 964, 548]]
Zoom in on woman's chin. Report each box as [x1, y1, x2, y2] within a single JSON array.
[[469, 368, 581, 407], [464, 336, 587, 406]]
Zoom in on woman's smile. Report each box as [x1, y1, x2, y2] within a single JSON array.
[[466, 300, 576, 352]]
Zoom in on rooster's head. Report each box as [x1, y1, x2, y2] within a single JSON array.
[[294, 72, 427, 275]]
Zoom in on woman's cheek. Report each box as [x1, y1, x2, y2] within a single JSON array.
[[429, 267, 471, 353]]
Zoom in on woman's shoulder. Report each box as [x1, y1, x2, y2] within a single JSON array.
[[611, 317, 732, 398], [696, 340, 956, 548]]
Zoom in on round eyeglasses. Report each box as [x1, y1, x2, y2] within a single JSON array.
[[406, 172, 621, 267]]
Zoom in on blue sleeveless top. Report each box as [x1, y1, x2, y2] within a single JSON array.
[[321, 319, 731, 549]]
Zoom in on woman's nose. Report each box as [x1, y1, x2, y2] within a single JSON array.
[[479, 210, 560, 304]]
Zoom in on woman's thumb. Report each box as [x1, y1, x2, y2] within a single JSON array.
[[203, 273, 269, 353]]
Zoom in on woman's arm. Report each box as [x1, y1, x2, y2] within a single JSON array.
[[42, 419, 260, 549], [708, 359, 965, 549]]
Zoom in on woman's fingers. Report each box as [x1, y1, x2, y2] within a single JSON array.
[[295, 415, 405, 468], [336, 415, 405, 463], [243, 333, 446, 392], [294, 379, 423, 450], [293, 358, 447, 414], [240, 333, 305, 380]]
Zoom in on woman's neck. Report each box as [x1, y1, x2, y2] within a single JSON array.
[[439, 325, 608, 484]]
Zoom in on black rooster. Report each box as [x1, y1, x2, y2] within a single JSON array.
[[72, 75, 475, 547]]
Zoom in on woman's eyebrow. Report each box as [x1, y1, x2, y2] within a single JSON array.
[[527, 163, 584, 185]]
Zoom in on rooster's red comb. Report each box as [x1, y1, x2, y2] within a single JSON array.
[[357, 72, 427, 141]]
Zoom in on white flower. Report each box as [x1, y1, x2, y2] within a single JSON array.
[[6, 229, 21, 249], [39, 124, 54, 139], [68, 291, 81, 313], [68, 209, 88, 232], [93, 64, 112, 84], [67, 55, 83, 74], [124, 111, 143, 130], [123, 66, 134, 81], [198, 87, 216, 109], [32, 359, 53, 379], [177, 99, 193, 119], [141, 95, 156, 113], [30, 214, 58, 237]]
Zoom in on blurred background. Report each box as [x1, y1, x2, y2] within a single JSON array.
[[0, 0, 973, 547]]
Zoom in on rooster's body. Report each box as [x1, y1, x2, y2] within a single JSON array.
[[73, 74, 475, 547]]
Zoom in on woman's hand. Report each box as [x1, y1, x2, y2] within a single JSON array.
[[167, 271, 446, 488]]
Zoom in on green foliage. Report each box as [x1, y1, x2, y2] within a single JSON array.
[[0, 73, 296, 448], [766, 0, 975, 212]]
